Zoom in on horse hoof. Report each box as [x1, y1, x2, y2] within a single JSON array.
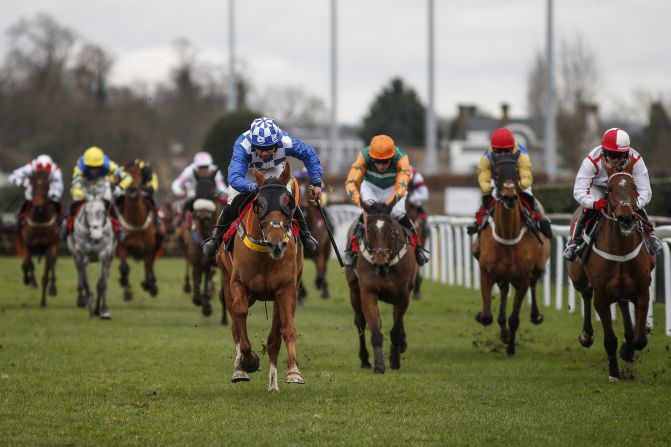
[[202, 303, 213, 317], [183, 284, 191, 294], [123, 290, 133, 302], [231, 370, 250, 382], [100, 312, 112, 320], [608, 375, 620, 382], [530, 314, 544, 325], [76, 299, 86, 309], [321, 291, 330, 299], [578, 332, 594, 348], [192, 296, 201, 306], [220, 317, 228, 326], [475, 312, 493, 326], [40, 301, 47, 308], [619, 343, 635, 362], [413, 292, 422, 301], [241, 352, 260, 373], [149, 286, 158, 297], [286, 372, 305, 384], [374, 367, 385, 375], [361, 361, 372, 369], [48, 287, 57, 297], [506, 344, 515, 356]]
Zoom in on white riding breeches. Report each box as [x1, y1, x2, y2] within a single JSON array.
[[360, 180, 406, 220]]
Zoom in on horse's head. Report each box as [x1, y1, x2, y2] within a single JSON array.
[[253, 164, 296, 260], [123, 161, 143, 199], [360, 200, 398, 276], [493, 155, 520, 210], [83, 199, 108, 244], [604, 158, 637, 236], [195, 171, 217, 200], [30, 169, 50, 208], [193, 198, 217, 238]]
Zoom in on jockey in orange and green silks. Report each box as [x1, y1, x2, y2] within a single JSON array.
[[466, 127, 551, 237], [62, 146, 131, 240]]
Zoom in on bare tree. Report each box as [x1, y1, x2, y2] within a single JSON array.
[[251, 85, 327, 128], [72, 43, 114, 105]]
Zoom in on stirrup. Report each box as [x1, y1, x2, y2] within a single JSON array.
[[647, 235, 664, 256], [301, 233, 318, 255], [344, 250, 356, 267], [415, 246, 429, 266], [562, 242, 582, 261], [466, 222, 479, 235], [202, 236, 220, 257]]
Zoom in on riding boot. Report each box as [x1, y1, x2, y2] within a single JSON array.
[[344, 214, 364, 267], [295, 205, 318, 255], [61, 200, 81, 240], [563, 209, 591, 261], [108, 202, 125, 241], [202, 205, 232, 257], [637, 208, 664, 255], [399, 215, 429, 266], [467, 194, 493, 235], [522, 192, 553, 238]]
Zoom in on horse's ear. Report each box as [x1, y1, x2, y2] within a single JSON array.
[[360, 200, 371, 215], [279, 163, 291, 185], [385, 196, 398, 214], [253, 168, 265, 186]]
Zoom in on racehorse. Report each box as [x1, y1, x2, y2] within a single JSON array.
[[568, 158, 656, 380], [67, 182, 116, 319], [472, 155, 551, 355], [405, 201, 429, 300], [296, 181, 332, 301], [344, 200, 417, 374], [181, 171, 227, 323], [216, 164, 304, 391], [17, 169, 60, 307], [117, 161, 163, 301]]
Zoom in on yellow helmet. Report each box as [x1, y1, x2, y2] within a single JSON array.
[[83, 146, 105, 167]]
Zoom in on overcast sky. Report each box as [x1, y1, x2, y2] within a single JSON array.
[[2, 0, 669, 125]]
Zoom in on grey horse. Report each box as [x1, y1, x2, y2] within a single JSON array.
[[67, 185, 117, 319]]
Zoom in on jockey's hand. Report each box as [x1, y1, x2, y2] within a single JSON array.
[[308, 185, 322, 203], [72, 189, 85, 201], [593, 198, 608, 211], [119, 176, 133, 190]]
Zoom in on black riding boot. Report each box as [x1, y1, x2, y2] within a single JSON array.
[[344, 214, 364, 267], [563, 209, 591, 261], [521, 192, 553, 238], [294, 205, 318, 255], [467, 194, 493, 235], [399, 215, 429, 266], [637, 208, 663, 255], [202, 204, 233, 257]]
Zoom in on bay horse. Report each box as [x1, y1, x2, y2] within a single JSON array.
[[17, 169, 60, 307], [296, 181, 332, 301], [344, 200, 417, 374], [472, 156, 551, 355], [405, 201, 428, 300], [216, 164, 303, 392], [568, 158, 656, 381], [117, 161, 164, 301], [66, 182, 116, 319]]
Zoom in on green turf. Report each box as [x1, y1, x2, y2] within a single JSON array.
[[0, 257, 670, 446]]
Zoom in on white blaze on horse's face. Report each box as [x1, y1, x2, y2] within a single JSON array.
[[86, 201, 107, 242], [376, 219, 385, 233]]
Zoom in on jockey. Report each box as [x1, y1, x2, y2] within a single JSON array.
[[201, 116, 323, 257], [343, 135, 429, 267], [171, 151, 228, 217], [9, 154, 64, 228], [466, 127, 552, 238], [407, 165, 429, 209], [61, 146, 131, 240], [563, 127, 663, 261], [114, 159, 162, 227]]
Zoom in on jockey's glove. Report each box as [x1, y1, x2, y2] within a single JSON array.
[[72, 188, 85, 201], [593, 198, 608, 212], [119, 176, 133, 190]]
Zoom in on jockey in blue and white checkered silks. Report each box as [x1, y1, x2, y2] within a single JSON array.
[[202, 116, 324, 257]]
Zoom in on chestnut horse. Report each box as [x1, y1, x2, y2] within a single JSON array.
[[117, 162, 164, 301], [297, 181, 332, 301], [216, 164, 303, 392], [345, 200, 417, 374], [405, 201, 428, 300], [17, 169, 60, 307], [568, 159, 656, 381], [472, 156, 551, 355]]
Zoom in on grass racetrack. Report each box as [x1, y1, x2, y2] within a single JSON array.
[[1, 256, 670, 446]]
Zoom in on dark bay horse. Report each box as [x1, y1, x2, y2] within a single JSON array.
[[472, 156, 551, 355], [297, 181, 332, 301], [345, 200, 416, 374], [405, 201, 429, 300], [216, 164, 303, 392], [17, 169, 60, 307], [568, 159, 656, 381], [117, 162, 164, 301]]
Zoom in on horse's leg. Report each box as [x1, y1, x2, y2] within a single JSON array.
[[200, 267, 213, 317], [594, 296, 620, 380], [22, 253, 35, 287], [497, 281, 510, 344], [389, 299, 409, 370], [183, 259, 192, 294], [276, 286, 303, 384], [349, 279, 370, 368], [476, 269, 494, 326], [141, 252, 159, 297], [267, 301, 282, 392], [97, 253, 112, 320], [632, 289, 650, 353], [361, 289, 384, 374], [118, 246, 132, 302], [192, 262, 202, 306], [529, 275, 544, 325], [40, 252, 54, 307], [506, 282, 529, 356], [413, 269, 422, 300], [48, 244, 57, 297], [219, 281, 228, 326], [230, 279, 259, 375], [315, 255, 329, 299], [74, 254, 87, 308], [578, 288, 595, 347], [617, 301, 635, 362], [297, 278, 306, 306]]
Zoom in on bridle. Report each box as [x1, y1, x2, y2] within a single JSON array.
[[359, 214, 409, 274]]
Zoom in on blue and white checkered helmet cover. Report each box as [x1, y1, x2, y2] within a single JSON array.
[[249, 117, 281, 147]]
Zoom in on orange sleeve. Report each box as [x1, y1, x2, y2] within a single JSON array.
[[389, 154, 411, 204], [345, 152, 366, 205]]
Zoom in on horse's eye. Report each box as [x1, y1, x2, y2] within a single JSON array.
[[281, 193, 295, 211], [255, 196, 268, 215]]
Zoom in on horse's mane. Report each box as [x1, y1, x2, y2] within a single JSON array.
[[261, 177, 284, 188]]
